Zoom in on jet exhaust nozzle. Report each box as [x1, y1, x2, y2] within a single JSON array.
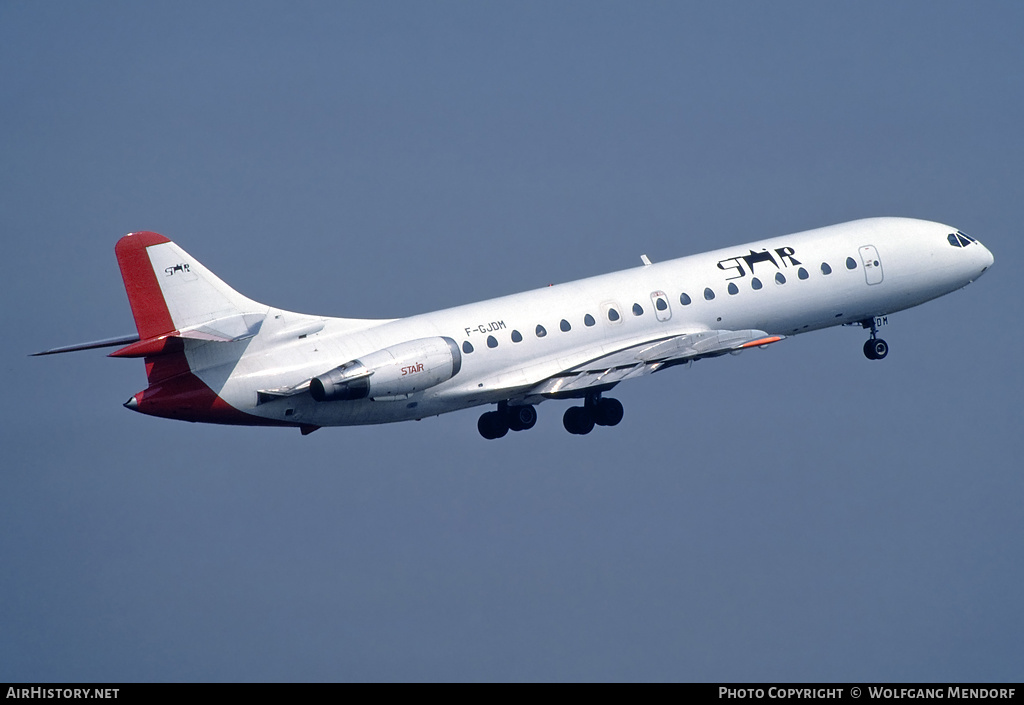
[[310, 362, 372, 401]]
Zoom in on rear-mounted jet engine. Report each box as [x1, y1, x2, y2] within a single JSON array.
[[309, 336, 462, 402]]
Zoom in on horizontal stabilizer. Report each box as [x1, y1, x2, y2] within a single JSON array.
[[108, 314, 266, 358], [31, 334, 141, 356]]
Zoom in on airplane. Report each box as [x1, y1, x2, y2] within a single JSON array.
[[33, 217, 993, 439]]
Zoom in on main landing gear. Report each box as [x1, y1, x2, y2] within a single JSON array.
[[476, 393, 625, 439], [477, 402, 537, 440], [562, 394, 623, 436], [861, 318, 889, 361]]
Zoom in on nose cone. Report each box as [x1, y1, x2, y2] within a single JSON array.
[[971, 240, 995, 281], [981, 243, 995, 270]]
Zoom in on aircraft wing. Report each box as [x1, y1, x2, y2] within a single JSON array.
[[519, 329, 783, 398]]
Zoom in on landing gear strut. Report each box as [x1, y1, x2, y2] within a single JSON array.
[[562, 393, 624, 435], [478, 402, 537, 440], [861, 318, 889, 360]]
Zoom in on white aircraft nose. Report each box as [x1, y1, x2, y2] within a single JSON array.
[[981, 243, 995, 269]]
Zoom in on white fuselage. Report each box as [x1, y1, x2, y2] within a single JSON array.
[[186, 217, 993, 427]]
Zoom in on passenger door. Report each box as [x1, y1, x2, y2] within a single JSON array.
[[859, 245, 883, 285]]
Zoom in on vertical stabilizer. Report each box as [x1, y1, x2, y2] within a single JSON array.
[[114, 231, 267, 341]]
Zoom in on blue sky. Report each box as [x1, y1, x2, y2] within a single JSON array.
[[2, 1, 1022, 681]]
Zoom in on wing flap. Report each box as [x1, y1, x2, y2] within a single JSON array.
[[636, 329, 782, 363], [529, 363, 651, 396], [519, 329, 784, 397]]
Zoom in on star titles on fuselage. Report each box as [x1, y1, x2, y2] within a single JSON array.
[[717, 247, 802, 280]]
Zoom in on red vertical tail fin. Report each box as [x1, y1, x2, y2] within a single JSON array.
[[114, 231, 175, 341]]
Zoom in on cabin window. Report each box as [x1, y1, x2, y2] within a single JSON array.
[[798, 267, 809, 280], [511, 330, 523, 343], [679, 293, 691, 305], [462, 341, 474, 353], [846, 257, 857, 270], [584, 314, 596, 327], [727, 282, 739, 295], [560, 319, 571, 332], [751, 277, 763, 290], [632, 303, 644, 316], [655, 298, 668, 311], [536, 324, 547, 338], [775, 272, 786, 285], [607, 308, 620, 322], [704, 287, 715, 300], [487, 335, 498, 348], [821, 262, 832, 275]]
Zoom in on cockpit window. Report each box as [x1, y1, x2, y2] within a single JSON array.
[[949, 231, 976, 248]]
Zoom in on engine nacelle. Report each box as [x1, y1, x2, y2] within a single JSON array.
[[310, 336, 462, 402]]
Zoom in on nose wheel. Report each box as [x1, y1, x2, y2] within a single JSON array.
[[861, 318, 889, 360], [863, 338, 888, 360]]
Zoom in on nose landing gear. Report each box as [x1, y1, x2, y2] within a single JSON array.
[[862, 318, 889, 360], [863, 338, 889, 360]]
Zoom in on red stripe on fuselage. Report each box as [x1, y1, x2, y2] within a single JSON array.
[[115, 231, 174, 341], [133, 366, 295, 428]]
